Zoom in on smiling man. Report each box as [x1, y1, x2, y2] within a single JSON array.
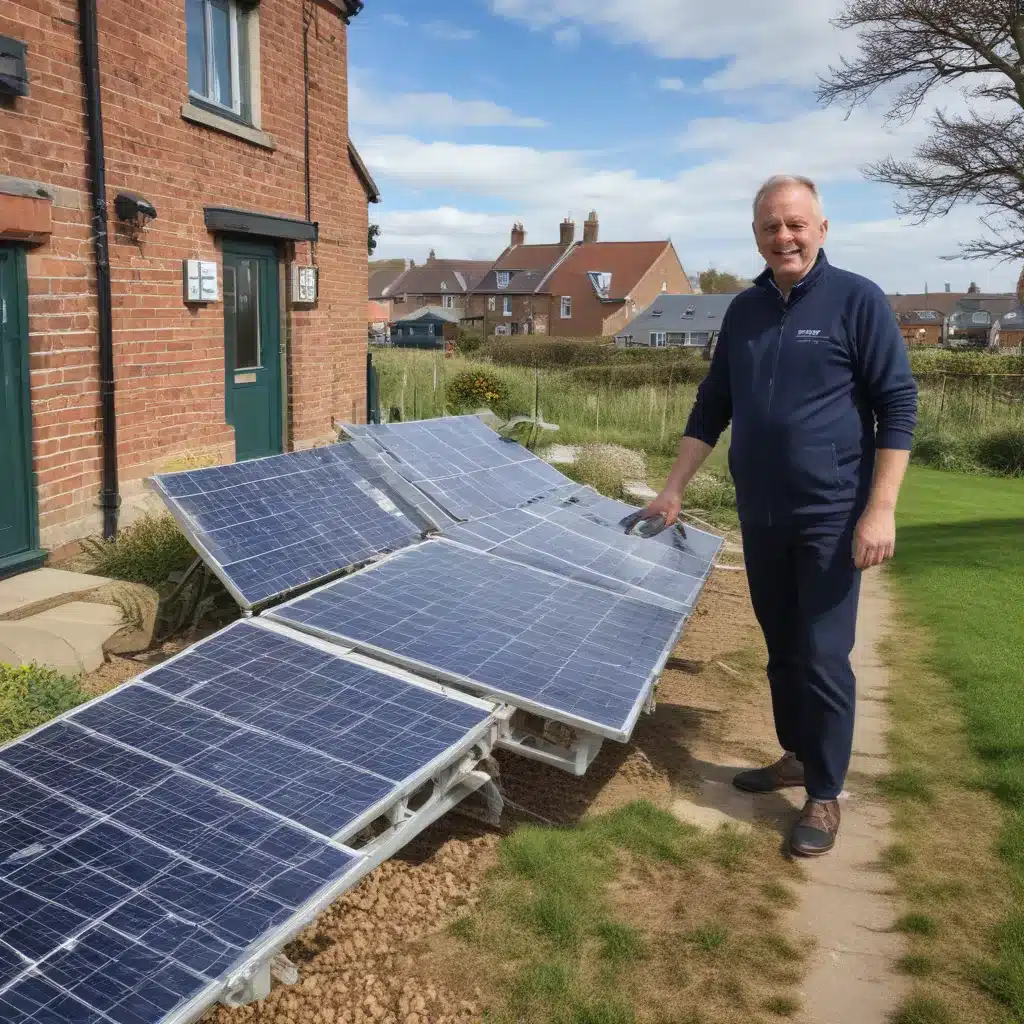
[[643, 174, 918, 857]]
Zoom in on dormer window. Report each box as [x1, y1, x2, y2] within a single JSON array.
[[496, 271, 510, 289], [440, 281, 447, 291], [587, 271, 612, 297]]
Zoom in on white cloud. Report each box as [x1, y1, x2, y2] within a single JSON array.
[[360, 123, 1020, 292], [423, 20, 478, 41], [350, 83, 546, 129], [490, 0, 851, 93], [554, 25, 581, 48], [381, 12, 407, 27], [658, 77, 686, 92]]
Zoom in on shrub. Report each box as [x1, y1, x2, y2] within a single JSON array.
[[910, 424, 980, 475], [80, 513, 196, 588], [686, 470, 737, 514], [570, 355, 707, 389], [453, 330, 484, 356], [445, 368, 515, 417], [0, 664, 88, 743], [975, 428, 1024, 476], [485, 338, 613, 369]]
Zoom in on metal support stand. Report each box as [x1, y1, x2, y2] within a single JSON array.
[[497, 714, 604, 776]]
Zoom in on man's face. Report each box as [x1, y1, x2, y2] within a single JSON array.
[[753, 185, 828, 287]]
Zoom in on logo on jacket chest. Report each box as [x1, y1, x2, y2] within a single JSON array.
[[796, 329, 823, 339]]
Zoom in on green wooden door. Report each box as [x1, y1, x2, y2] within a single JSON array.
[[0, 245, 44, 576], [223, 241, 283, 461]]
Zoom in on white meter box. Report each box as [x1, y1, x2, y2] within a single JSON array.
[[184, 260, 220, 303], [292, 265, 318, 305]]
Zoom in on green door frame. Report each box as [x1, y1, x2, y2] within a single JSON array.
[[221, 238, 285, 461], [0, 244, 45, 577]]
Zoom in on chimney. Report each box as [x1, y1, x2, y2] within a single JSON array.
[[583, 210, 599, 244], [427, 248, 436, 263], [559, 216, 575, 247], [944, 282, 951, 292], [511, 221, 525, 247]]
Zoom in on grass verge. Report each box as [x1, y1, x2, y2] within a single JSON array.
[[427, 800, 809, 1024], [881, 466, 1024, 1022], [0, 664, 88, 744]]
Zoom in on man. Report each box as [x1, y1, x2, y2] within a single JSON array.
[[643, 175, 917, 857]]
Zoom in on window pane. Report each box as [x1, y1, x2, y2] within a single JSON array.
[[186, 0, 206, 95], [209, 0, 233, 108], [235, 260, 260, 368]]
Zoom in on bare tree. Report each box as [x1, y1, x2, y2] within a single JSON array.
[[817, 0, 1024, 264]]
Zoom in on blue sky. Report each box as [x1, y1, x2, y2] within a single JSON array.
[[348, 1, 1020, 294]]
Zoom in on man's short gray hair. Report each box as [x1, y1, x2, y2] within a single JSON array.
[[753, 175, 824, 220]]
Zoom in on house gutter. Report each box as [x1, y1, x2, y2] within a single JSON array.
[[78, 0, 119, 539]]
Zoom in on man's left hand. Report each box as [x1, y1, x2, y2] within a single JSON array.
[[853, 504, 896, 569]]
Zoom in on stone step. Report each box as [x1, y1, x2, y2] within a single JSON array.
[[20, 603, 125, 674], [0, 568, 111, 618], [0, 624, 84, 676]]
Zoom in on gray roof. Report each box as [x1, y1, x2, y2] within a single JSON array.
[[393, 305, 461, 325], [897, 309, 944, 326], [617, 293, 739, 337], [473, 268, 550, 294]]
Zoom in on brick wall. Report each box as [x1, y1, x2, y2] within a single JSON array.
[[602, 245, 693, 336], [0, 0, 369, 550]]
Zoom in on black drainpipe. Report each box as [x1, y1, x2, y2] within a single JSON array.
[[302, 2, 313, 230], [78, 0, 119, 539]]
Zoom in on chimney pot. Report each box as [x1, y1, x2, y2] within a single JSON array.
[[583, 210, 599, 244], [511, 221, 526, 247]]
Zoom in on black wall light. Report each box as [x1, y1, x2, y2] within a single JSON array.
[[114, 191, 157, 229]]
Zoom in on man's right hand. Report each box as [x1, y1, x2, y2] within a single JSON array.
[[641, 489, 683, 527]]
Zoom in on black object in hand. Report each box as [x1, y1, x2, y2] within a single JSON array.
[[619, 509, 685, 540]]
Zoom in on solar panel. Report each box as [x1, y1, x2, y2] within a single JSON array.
[[344, 416, 571, 521], [267, 540, 687, 741], [0, 619, 496, 1024], [151, 444, 436, 609], [443, 509, 704, 613]]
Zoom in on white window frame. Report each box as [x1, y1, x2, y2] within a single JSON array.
[[487, 296, 496, 311], [503, 296, 512, 317], [560, 296, 572, 318], [496, 271, 511, 289], [442, 294, 455, 309], [650, 331, 666, 347], [188, 0, 247, 118]]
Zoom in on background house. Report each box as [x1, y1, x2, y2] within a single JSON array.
[[896, 309, 944, 347], [370, 253, 491, 322], [994, 307, 1024, 350], [390, 306, 460, 347], [463, 213, 693, 337], [615, 294, 737, 349], [0, 0, 373, 571]]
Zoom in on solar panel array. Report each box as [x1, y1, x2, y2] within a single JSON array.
[[345, 415, 571, 521], [151, 444, 437, 609], [0, 414, 723, 1022], [0, 620, 495, 1024], [268, 539, 687, 740]]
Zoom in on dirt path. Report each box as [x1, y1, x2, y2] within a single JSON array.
[[784, 571, 909, 1023]]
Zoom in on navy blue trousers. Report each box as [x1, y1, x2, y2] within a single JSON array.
[[740, 517, 862, 801]]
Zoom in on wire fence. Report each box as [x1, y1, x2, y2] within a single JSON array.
[[915, 372, 1024, 428]]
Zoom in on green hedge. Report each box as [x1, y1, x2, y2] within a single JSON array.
[[908, 351, 1024, 376], [0, 664, 88, 744]]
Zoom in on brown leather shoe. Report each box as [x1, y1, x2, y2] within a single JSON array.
[[790, 798, 841, 857], [732, 752, 805, 793]]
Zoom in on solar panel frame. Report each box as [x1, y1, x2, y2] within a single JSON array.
[[0, 619, 500, 1024], [267, 539, 692, 743], [149, 444, 440, 611]]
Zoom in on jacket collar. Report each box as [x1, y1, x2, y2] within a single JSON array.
[[755, 248, 829, 304]]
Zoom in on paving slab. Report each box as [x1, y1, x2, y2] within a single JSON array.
[[0, 624, 83, 676], [20, 603, 125, 674], [0, 568, 111, 617], [671, 780, 755, 834]]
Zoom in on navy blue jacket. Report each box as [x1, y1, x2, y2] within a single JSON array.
[[683, 250, 918, 525]]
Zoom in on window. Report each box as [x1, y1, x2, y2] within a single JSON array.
[[187, 0, 252, 121], [442, 294, 455, 309], [487, 296, 496, 311], [496, 271, 510, 289], [650, 331, 666, 347], [560, 296, 572, 318], [503, 296, 511, 316], [661, 281, 668, 292], [440, 281, 447, 291]]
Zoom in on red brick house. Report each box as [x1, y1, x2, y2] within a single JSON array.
[[463, 213, 693, 337], [370, 253, 491, 322], [0, 0, 377, 574]]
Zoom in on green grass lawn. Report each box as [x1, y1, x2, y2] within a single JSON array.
[[888, 467, 1024, 1019], [892, 469, 1024, 805]]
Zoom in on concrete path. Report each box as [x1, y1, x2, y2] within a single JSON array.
[[0, 568, 158, 676]]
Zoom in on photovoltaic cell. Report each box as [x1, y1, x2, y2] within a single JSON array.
[[443, 508, 705, 613], [0, 619, 495, 1023], [345, 416, 571, 521], [268, 540, 686, 740], [151, 443, 435, 608]]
